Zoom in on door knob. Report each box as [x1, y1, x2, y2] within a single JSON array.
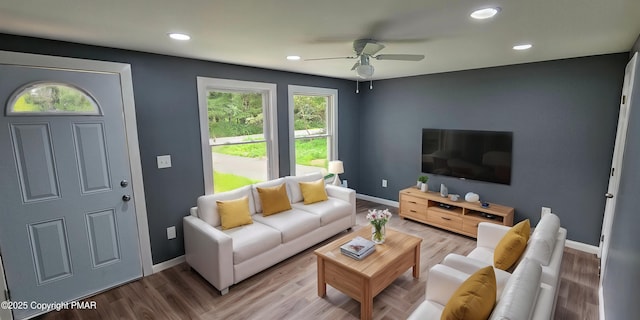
[[122, 195, 132, 202], [120, 180, 129, 187], [605, 193, 614, 199]]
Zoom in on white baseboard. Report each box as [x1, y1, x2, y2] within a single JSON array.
[[152, 255, 185, 273], [565, 240, 599, 254], [356, 193, 399, 208]]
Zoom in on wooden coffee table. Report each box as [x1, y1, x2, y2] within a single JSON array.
[[314, 227, 422, 320]]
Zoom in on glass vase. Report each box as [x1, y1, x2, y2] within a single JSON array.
[[371, 223, 386, 244]]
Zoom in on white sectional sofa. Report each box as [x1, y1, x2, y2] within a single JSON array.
[[408, 258, 554, 320], [441, 213, 566, 316], [183, 173, 356, 295]]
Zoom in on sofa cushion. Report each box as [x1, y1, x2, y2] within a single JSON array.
[[256, 183, 292, 216], [252, 178, 286, 213], [467, 247, 494, 266], [197, 185, 255, 227], [441, 266, 497, 320], [284, 172, 324, 203], [220, 222, 281, 265], [252, 208, 321, 243], [526, 214, 560, 266], [217, 196, 253, 230], [291, 198, 352, 225], [493, 228, 527, 271], [489, 259, 542, 320], [299, 179, 328, 204]]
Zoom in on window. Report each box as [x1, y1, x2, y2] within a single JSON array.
[[288, 85, 338, 176], [197, 78, 278, 194], [7, 82, 101, 116]]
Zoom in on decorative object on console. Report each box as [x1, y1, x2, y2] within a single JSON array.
[[449, 194, 460, 201], [481, 201, 490, 208], [328, 160, 344, 186], [465, 192, 480, 203], [440, 183, 448, 197], [366, 208, 392, 244], [418, 175, 429, 192]]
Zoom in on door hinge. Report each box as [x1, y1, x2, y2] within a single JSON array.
[[622, 95, 626, 105], [611, 167, 615, 177], [3, 289, 9, 301], [601, 234, 605, 242]]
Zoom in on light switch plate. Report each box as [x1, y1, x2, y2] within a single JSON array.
[[157, 155, 172, 169], [167, 226, 176, 240]]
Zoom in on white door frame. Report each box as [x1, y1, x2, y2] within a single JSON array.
[[599, 52, 638, 275], [0, 50, 153, 276], [0, 255, 11, 320]]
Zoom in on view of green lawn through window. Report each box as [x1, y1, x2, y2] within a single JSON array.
[[208, 91, 329, 192]]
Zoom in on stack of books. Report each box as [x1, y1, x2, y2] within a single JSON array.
[[340, 236, 376, 260]]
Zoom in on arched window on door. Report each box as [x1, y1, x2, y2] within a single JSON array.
[[7, 82, 101, 116]]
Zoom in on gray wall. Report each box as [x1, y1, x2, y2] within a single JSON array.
[[358, 54, 628, 245], [603, 51, 640, 318], [0, 34, 361, 264]]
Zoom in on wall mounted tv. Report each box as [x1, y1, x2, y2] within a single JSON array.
[[421, 129, 513, 185]]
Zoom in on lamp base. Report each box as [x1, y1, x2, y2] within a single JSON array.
[[333, 175, 342, 186]]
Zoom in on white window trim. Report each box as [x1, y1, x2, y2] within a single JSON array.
[[197, 77, 278, 194], [287, 85, 338, 176]]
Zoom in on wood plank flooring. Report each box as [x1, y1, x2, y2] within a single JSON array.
[[38, 199, 599, 320]]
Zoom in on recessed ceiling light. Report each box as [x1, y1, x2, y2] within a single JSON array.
[[168, 33, 191, 41], [286, 55, 301, 61], [470, 7, 500, 20], [513, 44, 533, 51]]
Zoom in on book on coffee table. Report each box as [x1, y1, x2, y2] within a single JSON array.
[[340, 236, 376, 260]]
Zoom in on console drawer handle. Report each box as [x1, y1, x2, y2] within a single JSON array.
[[409, 201, 417, 204], [410, 210, 417, 213], [441, 217, 452, 221]]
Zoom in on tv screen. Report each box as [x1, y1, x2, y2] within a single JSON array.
[[421, 129, 513, 185]]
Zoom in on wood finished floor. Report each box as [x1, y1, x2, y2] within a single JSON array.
[[38, 200, 599, 320]]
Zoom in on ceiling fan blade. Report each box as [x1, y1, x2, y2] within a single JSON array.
[[374, 54, 425, 61], [362, 42, 385, 56], [304, 56, 356, 61], [350, 61, 360, 71]]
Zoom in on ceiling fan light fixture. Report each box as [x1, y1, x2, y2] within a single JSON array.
[[470, 7, 500, 20], [513, 43, 533, 50], [356, 64, 374, 79], [286, 55, 301, 61]]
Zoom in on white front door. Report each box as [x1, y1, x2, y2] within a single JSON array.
[[599, 52, 638, 276], [0, 59, 143, 319]]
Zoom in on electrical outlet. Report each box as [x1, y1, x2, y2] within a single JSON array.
[[541, 207, 552, 219], [157, 155, 172, 169], [382, 179, 387, 188], [167, 226, 176, 240]]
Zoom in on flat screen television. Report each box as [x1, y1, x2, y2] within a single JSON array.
[[421, 129, 513, 185]]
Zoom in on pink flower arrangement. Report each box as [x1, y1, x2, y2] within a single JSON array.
[[366, 209, 392, 224]]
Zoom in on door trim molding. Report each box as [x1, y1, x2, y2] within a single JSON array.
[[0, 50, 153, 276]]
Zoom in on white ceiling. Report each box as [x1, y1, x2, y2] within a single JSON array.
[[1, 0, 639, 80]]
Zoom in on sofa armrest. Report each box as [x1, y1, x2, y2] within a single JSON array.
[[477, 223, 510, 250], [326, 185, 356, 226], [183, 215, 234, 294], [442, 253, 492, 274], [426, 264, 470, 306]]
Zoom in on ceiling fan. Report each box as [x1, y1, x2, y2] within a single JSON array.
[[306, 39, 425, 79]]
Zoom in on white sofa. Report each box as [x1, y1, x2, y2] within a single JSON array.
[[183, 173, 356, 295], [441, 213, 566, 316], [408, 258, 554, 320]]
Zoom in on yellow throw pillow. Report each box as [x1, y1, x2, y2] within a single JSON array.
[[299, 179, 329, 204], [493, 227, 528, 271], [217, 196, 253, 230], [512, 219, 531, 242], [257, 183, 292, 216], [441, 266, 497, 320]]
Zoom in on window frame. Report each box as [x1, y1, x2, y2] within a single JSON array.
[[287, 85, 338, 176], [197, 77, 278, 194]]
